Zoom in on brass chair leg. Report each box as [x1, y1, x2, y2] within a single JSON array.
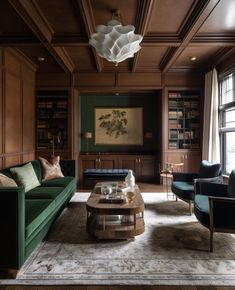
[[210, 230, 214, 252], [189, 201, 192, 215]]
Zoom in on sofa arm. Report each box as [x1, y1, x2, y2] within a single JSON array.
[[209, 196, 235, 229], [60, 160, 76, 177], [0, 187, 25, 269], [172, 172, 198, 182]]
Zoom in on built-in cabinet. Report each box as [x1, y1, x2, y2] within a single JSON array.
[[79, 154, 157, 182], [162, 88, 202, 173]]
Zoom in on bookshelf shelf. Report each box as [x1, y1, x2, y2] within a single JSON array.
[[36, 91, 69, 152], [168, 90, 200, 150]]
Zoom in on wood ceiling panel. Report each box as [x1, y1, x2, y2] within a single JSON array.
[[91, 0, 138, 26], [198, 0, 235, 34], [18, 46, 63, 73], [135, 47, 168, 71], [0, 0, 34, 34], [66, 46, 97, 72], [147, 0, 195, 34], [35, 0, 85, 34], [173, 46, 221, 68]]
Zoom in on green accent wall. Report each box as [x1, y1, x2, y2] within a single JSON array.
[[80, 93, 161, 153]]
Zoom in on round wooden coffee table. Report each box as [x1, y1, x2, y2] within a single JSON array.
[[86, 184, 145, 239]]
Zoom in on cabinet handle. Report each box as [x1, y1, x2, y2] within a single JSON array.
[[136, 158, 138, 163], [185, 155, 187, 160], [139, 158, 141, 163]]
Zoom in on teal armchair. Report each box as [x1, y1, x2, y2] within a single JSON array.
[[171, 160, 222, 214], [194, 170, 235, 252]]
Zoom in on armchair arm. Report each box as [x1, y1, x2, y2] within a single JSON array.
[[194, 176, 223, 194], [196, 182, 228, 197], [172, 172, 198, 182], [209, 196, 235, 230]]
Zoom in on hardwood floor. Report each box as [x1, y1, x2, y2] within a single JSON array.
[[1, 183, 234, 290], [0, 285, 234, 289]]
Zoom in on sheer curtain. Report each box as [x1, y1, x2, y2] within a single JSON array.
[[202, 68, 220, 163]]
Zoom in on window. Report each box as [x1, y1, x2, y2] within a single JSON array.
[[219, 72, 235, 174]]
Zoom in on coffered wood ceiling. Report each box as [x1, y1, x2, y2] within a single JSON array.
[[1, 0, 235, 74]]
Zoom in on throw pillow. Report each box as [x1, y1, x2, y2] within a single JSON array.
[[39, 156, 64, 181], [198, 160, 221, 178], [0, 173, 18, 187], [10, 162, 40, 192]]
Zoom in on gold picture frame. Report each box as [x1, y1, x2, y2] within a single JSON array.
[[95, 107, 143, 145]]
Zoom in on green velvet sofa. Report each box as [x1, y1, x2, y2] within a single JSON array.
[[0, 159, 76, 270]]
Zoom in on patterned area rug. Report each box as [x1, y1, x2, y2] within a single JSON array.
[[4, 192, 235, 285]]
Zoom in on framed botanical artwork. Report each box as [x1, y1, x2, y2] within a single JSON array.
[[95, 107, 143, 145]]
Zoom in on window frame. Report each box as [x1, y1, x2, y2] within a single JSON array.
[[219, 72, 235, 175]]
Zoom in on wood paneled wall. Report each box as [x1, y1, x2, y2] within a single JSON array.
[[0, 48, 36, 169]]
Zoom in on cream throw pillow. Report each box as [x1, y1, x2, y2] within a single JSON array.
[[39, 156, 64, 181], [0, 173, 18, 187], [10, 162, 40, 192]]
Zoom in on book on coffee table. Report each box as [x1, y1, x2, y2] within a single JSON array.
[[99, 194, 125, 204]]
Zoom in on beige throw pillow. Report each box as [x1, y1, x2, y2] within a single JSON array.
[[39, 156, 64, 181], [0, 173, 18, 187]]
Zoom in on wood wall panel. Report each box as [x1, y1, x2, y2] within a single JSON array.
[[23, 153, 34, 163], [75, 73, 115, 87], [22, 81, 35, 152], [4, 72, 21, 154], [4, 50, 21, 75], [0, 48, 36, 169], [164, 72, 204, 86], [118, 73, 162, 87], [36, 73, 71, 88], [5, 155, 21, 168]]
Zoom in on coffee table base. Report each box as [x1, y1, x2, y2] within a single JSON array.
[[87, 212, 145, 240]]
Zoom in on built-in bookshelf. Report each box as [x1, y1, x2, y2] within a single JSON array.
[[168, 90, 200, 150], [36, 91, 68, 151]]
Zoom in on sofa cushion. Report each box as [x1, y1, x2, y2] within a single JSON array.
[[25, 199, 55, 239], [39, 156, 64, 181], [194, 194, 210, 227], [171, 181, 194, 200], [198, 160, 221, 178], [26, 186, 64, 200], [10, 162, 40, 192], [41, 176, 75, 188], [0, 173, 17, 187]]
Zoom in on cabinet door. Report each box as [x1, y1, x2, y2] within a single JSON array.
[[100, 155, 117, 169], [138, 156, 156, 181], [118, 155, 138, 177], [165, 150, 201, 173]]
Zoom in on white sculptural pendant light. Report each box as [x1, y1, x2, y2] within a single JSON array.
[[89, 10, 143, 66]]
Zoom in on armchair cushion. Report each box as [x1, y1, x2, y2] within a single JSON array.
[[198, 160, 221, 178], [194, 194, 210, 226], [171, 181, 194, 200]]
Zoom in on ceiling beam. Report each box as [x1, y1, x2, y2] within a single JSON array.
[[8, 0, 75, 73], [77, 0, 104, 72], [161, 0, 221, 72], [132, 0, 155, 72]]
